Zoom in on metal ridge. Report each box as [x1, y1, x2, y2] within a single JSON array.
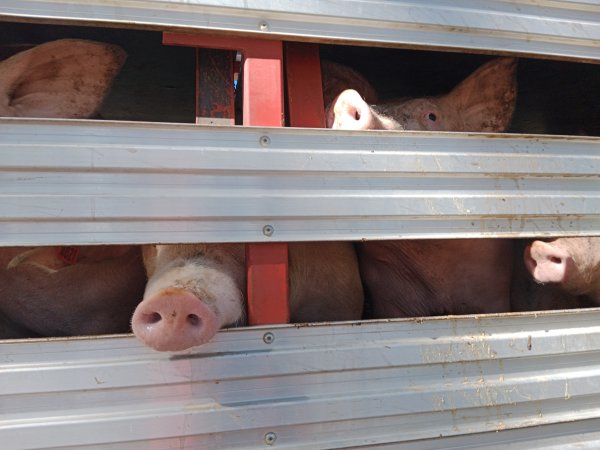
[[0, 1, 599, 61], [2, 119, 599, 245]]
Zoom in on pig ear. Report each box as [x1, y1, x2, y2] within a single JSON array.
[[445, 57, 517, 132], [0, 39, 126, 118]]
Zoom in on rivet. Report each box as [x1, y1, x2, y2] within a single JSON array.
[[259, 135, 271, 147], [263, 225, 274, 237], [263, 332, 275, 344], [264, 431, 277, 445]]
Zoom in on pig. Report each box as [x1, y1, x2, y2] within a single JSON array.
[[327, 58, 518, 318], [523, 237, 600, 304], [1, 246, 147, 337], [0, 39, 147, 338], [132, 242, 363, 351]]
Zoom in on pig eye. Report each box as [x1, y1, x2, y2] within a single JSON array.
[[428, 113, 437, 122]]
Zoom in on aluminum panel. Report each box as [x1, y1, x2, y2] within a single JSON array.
[[2, 309, 600, 449], [0, 1, 598, 61], [1, 118, 599, 245]]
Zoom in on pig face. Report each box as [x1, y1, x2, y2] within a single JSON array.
[[132, 244, 246, 352], [524, 237, 600, 302], [327, 57, 517, 133], [132, 242, 364, 352]]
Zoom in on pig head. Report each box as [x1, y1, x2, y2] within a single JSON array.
[[0, 39, 147, 338], [328, 58, 518, 318], [327, 58, 517, 132], [132, 243, 363, 351]]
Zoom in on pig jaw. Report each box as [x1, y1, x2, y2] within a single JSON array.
[[132, 262, 244, 352]]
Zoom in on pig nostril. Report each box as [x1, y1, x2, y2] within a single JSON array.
[[550, 256, 563, 264], [355, 110, 361, 121], [187, 314, 201, 327], [146, 312, 162, 324]]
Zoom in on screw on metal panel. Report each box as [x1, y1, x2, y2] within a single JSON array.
[[264, 431, 277, 445], [259, 135, 271, 147], [259, 21, 269, 31], [262, 225, 274, 237], [263, 332, 275, 344]]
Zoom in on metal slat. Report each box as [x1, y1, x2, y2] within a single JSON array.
[[1, 118, 599, 245], [0, 0, 599, 61], [2, 310, 600, 449]]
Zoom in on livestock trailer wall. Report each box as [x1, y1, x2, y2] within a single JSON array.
[[1, 1, 599, 448]]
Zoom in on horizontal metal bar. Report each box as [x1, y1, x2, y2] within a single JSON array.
[[2, 309, 600, 448], [0, 1, 598, 61], [2, 118, 599, 245]]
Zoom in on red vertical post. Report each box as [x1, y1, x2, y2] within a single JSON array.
[[163, 33, 290, 325], [241, 40, 289, 325], [284, 42, 326, 128], [241, 42, 285, 127]]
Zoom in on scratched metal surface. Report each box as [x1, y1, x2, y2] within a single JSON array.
[[0, 0, 599, 61], [1, 119, 599, 245], [2, 310, 600, 449]]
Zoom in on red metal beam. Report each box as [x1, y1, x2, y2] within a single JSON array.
[[163, 32, 289, 325], [284, 42, 326, 128]]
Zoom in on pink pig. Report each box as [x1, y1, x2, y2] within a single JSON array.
[[327, 58, 518, 318], [0, 39, 147, 338]]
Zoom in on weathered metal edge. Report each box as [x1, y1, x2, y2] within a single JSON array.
[[0, 0, 598, 60], [2, 119, 599, 244], [2, 309, 600, 449]]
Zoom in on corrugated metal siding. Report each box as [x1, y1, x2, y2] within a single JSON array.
[[2, 119, 599, 245], [2, 310, 600, 449], [1, 2, 599, 449], [0, 0, 599, 61]]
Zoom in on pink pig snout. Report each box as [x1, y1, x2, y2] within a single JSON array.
[[524, 241, 572, 284], [327, 89, 374, 130], [131, 287, 219, 352]]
